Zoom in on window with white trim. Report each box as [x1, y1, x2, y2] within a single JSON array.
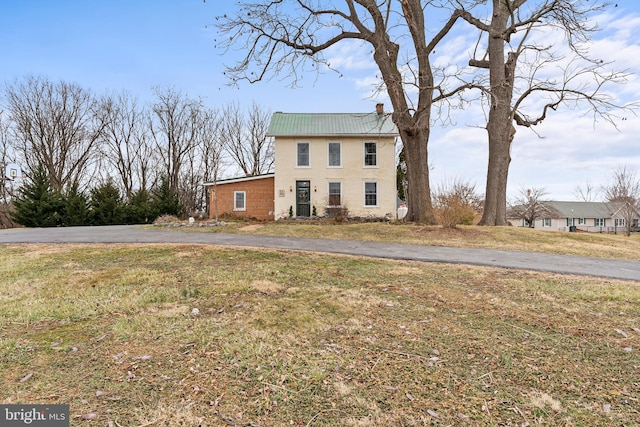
[[364, 142, 377, 167], [328, 142, 341, 167], [297, 142, 310, 167], [364, 182, 377, 206], [615, 218, 626, 227], [595, 218, 605, 227], [578, 218, 586, 225], [328, 182, 341, 206], [234, 191, 246, 211], [543, 218, 551, 227]]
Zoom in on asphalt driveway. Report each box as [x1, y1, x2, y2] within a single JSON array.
[[0, 225, 638, 281]]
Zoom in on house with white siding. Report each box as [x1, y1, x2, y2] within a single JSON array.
[[508, 201, 640, 233], [204, 104, 399, 221], [268, 104, 398, 220]]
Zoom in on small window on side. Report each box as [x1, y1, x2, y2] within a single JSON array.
[[234, 191, 246, 211]]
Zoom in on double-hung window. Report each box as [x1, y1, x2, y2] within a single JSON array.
[[615, 218, 626, 227], [364, 182, 377, 206], [364, 142, 377, 167], [328, 182, 341, 206], [234, 191, 246, 211], [542, 218, 551, 227], [328, 142, 341, 167], [297, 142, 310, 167], [595, 218, 605, 227]]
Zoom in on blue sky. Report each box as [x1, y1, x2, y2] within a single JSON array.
[[2, 0, 640, 201]]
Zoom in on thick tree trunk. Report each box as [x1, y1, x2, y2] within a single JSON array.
[[401, 128, 435, 224], [477, 0, 516, 226], [479, 124, 511, 226]]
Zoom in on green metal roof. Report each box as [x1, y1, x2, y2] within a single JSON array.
[[267, 112, 398, 137]]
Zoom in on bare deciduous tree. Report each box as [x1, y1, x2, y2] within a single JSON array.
[[179, 107, 226, 216], [198, 108, 226, 219], [216, 1, 475, 223], [0, 111, 15, 204], [100, 91, 155, 200], [574, 181, 597, 202], [461, 0, 633, 226], [603, 166, 640, 236], [509, 186, 549, 228], [221, 101, 273, 177], [4, 76, 106, 192], [149, 86, 203, 205]]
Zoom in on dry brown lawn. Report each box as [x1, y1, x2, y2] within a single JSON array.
[[0, 243, 638, 426]]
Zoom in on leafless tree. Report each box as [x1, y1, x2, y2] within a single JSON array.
[[602, 166, 640, 236], [99, 91, 156, 200], [149, 86, 202, 197], [221, 101, 273, 176], [509, 186, 549, 228], [198, 108, 226, 219], [460, 0, 634, 225], [0, 111, 14, 204], [0, 111, 19, 228], [216, 1, 476, 223], [178, 107, 226, 216], [4, 76, 107, 192], [574, 181, 597, 202]]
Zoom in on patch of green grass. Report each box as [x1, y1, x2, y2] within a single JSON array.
[[0, 244, 638, 426]]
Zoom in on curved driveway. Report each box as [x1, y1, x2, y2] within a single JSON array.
[[0, 225, 638, 282]]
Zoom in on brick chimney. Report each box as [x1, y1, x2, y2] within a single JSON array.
[[375, 103, 384, 115]]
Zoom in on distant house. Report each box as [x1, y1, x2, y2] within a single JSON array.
[[205, 104, 399, 221], [508, 201, 640, 232]]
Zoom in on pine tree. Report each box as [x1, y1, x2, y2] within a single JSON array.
[[10, 165, 63, 227], [124, 188, 155, 224], [90, 180, 125, 225], [62, 183, 90, 226], [151, 175, 184, 218]]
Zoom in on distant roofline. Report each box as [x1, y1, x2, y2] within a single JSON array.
[[203, 173, 274, 186]]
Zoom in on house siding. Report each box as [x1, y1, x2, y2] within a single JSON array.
[[509, 201, 639, 233], [273, 136, 396, 219], [207, 176, 274, 221]]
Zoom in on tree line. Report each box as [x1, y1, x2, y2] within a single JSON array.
[[0, 76, 274, 226]]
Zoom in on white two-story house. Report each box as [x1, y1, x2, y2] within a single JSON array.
[[267, 104, 398, 219], [204, 104, 399, 221]]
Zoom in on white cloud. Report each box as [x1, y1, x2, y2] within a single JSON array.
[[325, 40, 376, 71]]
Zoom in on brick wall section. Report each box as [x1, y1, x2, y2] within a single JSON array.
[[208, 176, 274, 221]]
